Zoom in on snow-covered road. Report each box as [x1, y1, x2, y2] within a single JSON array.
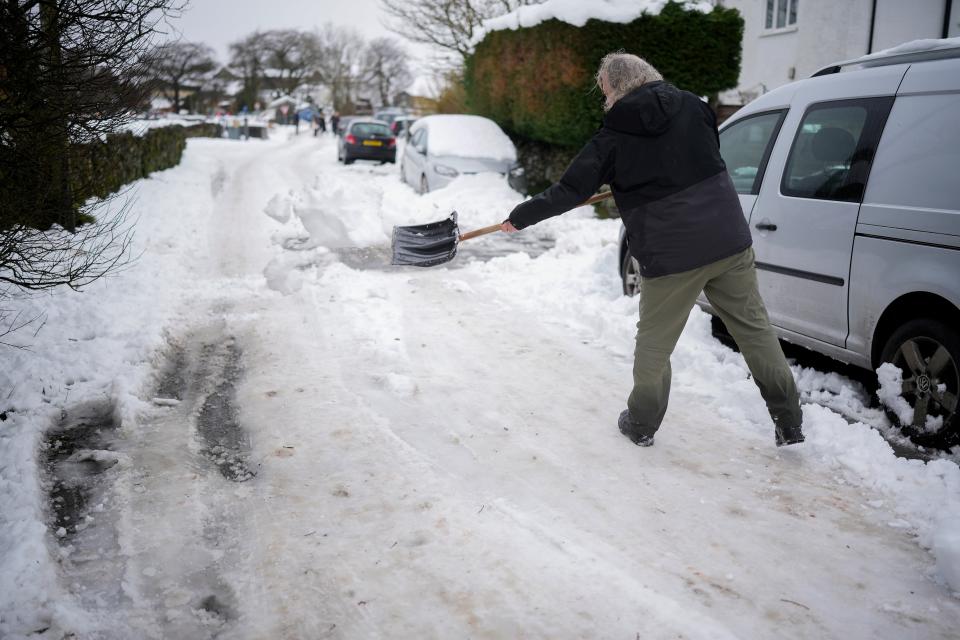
[[2, 132, 959, 639]]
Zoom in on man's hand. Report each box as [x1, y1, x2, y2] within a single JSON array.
[[501, 220, 519, 233]]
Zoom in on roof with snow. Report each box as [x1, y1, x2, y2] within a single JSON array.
[[267, 95, 297, 108], [475, 0, 714, 42]]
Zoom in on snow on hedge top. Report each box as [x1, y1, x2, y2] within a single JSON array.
[[416, 115, 517, 162], [476, 0, 714, 41]]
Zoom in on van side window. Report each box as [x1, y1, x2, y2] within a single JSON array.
[[719, 110, 786, 195], [864, 92, 960, 212], [781, 97, 894, 202]]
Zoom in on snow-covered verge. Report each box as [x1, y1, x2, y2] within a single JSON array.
[[0, 138, 270, 636], [475, 0, 714, 42]]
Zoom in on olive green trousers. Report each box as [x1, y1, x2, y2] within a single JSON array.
[[627, 247, 802, 438]]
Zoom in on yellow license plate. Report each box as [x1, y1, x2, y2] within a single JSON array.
[[362, 140, 383, 147]]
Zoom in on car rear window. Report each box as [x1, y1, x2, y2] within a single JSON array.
[[351, 123, 391, 137]]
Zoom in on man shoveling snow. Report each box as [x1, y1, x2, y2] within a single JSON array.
[[502, 53, 805, 448]]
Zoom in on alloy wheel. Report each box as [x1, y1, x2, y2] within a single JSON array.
[[890, 335, 958, 434], [622, 255, 641, 297]]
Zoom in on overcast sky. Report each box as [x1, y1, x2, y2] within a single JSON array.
[[165, 0, 435, 70]]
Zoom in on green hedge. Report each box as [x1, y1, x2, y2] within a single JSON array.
[[70, 123, 221, 206], [465, 1, 743, 149]]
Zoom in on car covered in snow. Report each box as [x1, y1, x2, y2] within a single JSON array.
[[337, 119, 397, 165], [400, 115, 522, 193], [619, 40, 960, 447]]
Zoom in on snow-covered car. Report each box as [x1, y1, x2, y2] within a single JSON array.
[[400, 115, 522, 193], [337, 119, 396, 165], [618, 40, 960, 447]]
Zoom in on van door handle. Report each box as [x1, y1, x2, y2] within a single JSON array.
[[755, 222, 778, 231]]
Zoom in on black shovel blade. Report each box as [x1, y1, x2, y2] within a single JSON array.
[[391, 212, 460, 267]]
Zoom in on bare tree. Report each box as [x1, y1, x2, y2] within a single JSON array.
[[261, 29, 321, 95], [380, 0, 543, 60], [363, 37, 413, 107], [0, 0, 180, 314], [148, 41, 218, 113], [0, 207, 135, 292], [315, 24, 367, 112], [229, 31, 269, 111]]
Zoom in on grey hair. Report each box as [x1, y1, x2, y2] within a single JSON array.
[[596, 52, 663, 111]]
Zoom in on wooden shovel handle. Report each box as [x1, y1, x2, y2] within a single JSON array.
[[459, 223, 503, 242], [457, 191, 614, 242]]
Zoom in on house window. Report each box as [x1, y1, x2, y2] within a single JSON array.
[[765, 0, 798, 30]]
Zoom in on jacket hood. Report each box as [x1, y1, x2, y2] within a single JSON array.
[[602, 81, 682, 136]]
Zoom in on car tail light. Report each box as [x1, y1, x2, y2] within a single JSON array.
[[345, 134, 357, 145], [388, 137, 396, 148]]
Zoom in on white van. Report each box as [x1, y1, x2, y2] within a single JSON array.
[[619, 41, 960, 447]]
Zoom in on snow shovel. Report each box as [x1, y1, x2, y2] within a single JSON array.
[[391, 191, 614, 267]]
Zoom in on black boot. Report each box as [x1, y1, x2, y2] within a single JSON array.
[[775, 422, 805, 447], [618, 410, 654, 447]]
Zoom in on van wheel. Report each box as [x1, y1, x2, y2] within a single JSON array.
[[621, 253, 641, 297], [420, 174, 429, 194], [878, 318, 959, 448], [344, 156, 355, 165]]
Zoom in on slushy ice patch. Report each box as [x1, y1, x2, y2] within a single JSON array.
[[196, 338, 256, 482]]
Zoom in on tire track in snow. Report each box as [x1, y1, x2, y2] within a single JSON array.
[[114, 322, 253, 638]]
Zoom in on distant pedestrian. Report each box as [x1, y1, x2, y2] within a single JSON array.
[[316, 109, 327, 133], [502, 52, 804, 448], [330, 111, 340, 136]]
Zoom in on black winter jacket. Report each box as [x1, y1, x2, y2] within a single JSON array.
[[508, 81, 752, 278]]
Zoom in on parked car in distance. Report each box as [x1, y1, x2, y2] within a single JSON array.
[[400, 114, 522, 193], [337, 119, 396, 165], [391, 116, 418, 138], [373, 107, 407, 126], [619, 41, 960, 447]]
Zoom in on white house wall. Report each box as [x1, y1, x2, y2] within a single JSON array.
[[872, 0, 951, 49], [719, 0, 952, 106]]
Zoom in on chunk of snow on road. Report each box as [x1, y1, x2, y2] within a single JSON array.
[[877, 362, 913, 426], [263, 192, 295, 224]]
